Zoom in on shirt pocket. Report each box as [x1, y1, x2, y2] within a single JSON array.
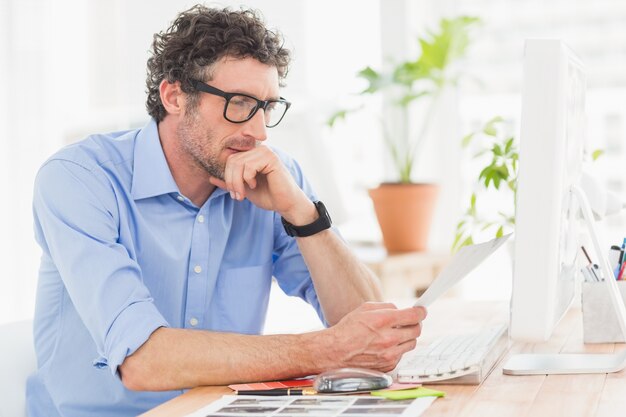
[[214, 261, 273, 334]]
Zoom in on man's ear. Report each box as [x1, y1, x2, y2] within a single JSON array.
[[159, 80, 185, 116]]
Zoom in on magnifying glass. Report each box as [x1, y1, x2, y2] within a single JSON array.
[[313, 368, 392, 393]]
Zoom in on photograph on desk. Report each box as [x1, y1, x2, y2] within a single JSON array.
[[184, 395, 435, 417]]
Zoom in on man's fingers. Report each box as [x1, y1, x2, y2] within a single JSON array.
[[353, 336, 418, 372], [359, 302, 398, 311], [225, 157, 246, 200], [380, 337, 418, 370], [209, 176, 227, 189], [390, 322, 423, 344], [224, 151, 271, 199], [384, 306, 427, 328], [242, 163, 258, 190], [231, 163, 247, 200]]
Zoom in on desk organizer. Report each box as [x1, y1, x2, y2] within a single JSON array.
[[581, 281, 626, 343]]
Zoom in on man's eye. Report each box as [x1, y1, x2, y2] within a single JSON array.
[[231, 98, 248, 107]]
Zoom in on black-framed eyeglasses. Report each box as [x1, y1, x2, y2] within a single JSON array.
[[190, 79, 291, 128]]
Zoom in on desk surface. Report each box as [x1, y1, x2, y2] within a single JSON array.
[[141, 299, 626, 417]]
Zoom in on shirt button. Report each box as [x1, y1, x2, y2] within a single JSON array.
[[177, 195, 184, 201], [194, 265, 202, 274], [198, 215, 205, 223], [189, 317, 198, 327]]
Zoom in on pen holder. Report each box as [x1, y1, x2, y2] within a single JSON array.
[[581, 281, 626, 343]]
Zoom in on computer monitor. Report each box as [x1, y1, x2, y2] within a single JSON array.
[[504, 39, 626, 376], [509, 39, 585, 342]]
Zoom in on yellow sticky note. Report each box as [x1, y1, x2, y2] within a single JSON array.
[[371, 387, 446, 400]]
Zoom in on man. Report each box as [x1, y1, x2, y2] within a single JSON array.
[[27, 5, 426, 416]]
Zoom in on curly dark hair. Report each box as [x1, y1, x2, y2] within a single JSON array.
[[146, 5, 291, 122]]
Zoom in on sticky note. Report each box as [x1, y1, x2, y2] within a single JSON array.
[[371, 386, 446, 400]]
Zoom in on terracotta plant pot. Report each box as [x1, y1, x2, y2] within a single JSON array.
[[368, 183, 439, 253]]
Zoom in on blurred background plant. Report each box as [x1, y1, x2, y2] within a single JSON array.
[[452, 117, 605, 252], [452, 116, 518, 252], [328, 16, 481, 184]]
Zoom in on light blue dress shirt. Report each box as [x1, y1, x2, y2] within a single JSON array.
[[27, 119, 326, 417]]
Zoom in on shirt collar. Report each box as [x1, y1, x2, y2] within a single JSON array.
[[131, 119, 180, 200]]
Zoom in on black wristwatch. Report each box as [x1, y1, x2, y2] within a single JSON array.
[[281, 201, 332, 237]]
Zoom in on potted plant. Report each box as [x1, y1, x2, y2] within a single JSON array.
[[328, 16, 481, 252]]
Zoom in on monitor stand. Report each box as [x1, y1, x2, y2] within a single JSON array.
[[503, 185, 626, 375]]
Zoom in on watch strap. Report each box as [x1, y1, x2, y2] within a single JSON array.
[[281, 201, 332, 237]]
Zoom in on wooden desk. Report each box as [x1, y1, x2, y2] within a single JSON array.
[[141, 299, 626, 417]]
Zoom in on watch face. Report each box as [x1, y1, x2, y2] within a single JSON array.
[[314, 201, 332, 227]]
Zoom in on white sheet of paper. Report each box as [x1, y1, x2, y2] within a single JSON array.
[[414, 234, 512, 308]]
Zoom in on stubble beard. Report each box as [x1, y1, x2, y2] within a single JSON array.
[[177, 111, 226, 181]]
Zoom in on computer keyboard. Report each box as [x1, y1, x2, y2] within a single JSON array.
[[395, 324, 509, 384]]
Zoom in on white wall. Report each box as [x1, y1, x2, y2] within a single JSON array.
[[3, 0, 626, 324], [0, 0, 383, 324]]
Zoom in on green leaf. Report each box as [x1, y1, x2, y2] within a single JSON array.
[[462, 132, 475, 147], [591, 149, 604, 161], [480, 222, 494, 231], [357, 66, 390, 93], [479, 165, 495, 186], [495, 225, 504, 238], [486, 115, 504, 124], [452, 230, 476, 253], [469, 193, 477, 217], [357, 66, 380, 82], [460, 235, 474, 248], [472, 149, 489, 158], [451, 232, 464, 252], [414, 16, 481, 84], [393, 61, 428, 85], [483, 125, 497, 136], [481, 116, 503, 136], [504, 137, 514, 153], [507, 179, 516, 191], [396, 91, 430, 107], [487, 165, 509, 190], [327, 109, 349, 128]]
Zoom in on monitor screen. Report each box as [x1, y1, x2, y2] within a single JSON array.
[[509, 39, 586, 342]]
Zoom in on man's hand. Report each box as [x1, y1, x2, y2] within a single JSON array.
[[317, 303, 427, 372], [209, 146, 314, 223]]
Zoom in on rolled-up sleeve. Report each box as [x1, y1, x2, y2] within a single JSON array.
[[33, 158, 169, 376]]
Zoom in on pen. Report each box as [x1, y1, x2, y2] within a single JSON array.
[[591, 264, 603, 281], [619, 238, 626, 269], [609, 245, 623, 272], [581, 246, 593, 264], [236, 388, 318, 396]]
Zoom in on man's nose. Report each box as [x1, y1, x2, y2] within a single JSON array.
[[242, 109, 268, 141]]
